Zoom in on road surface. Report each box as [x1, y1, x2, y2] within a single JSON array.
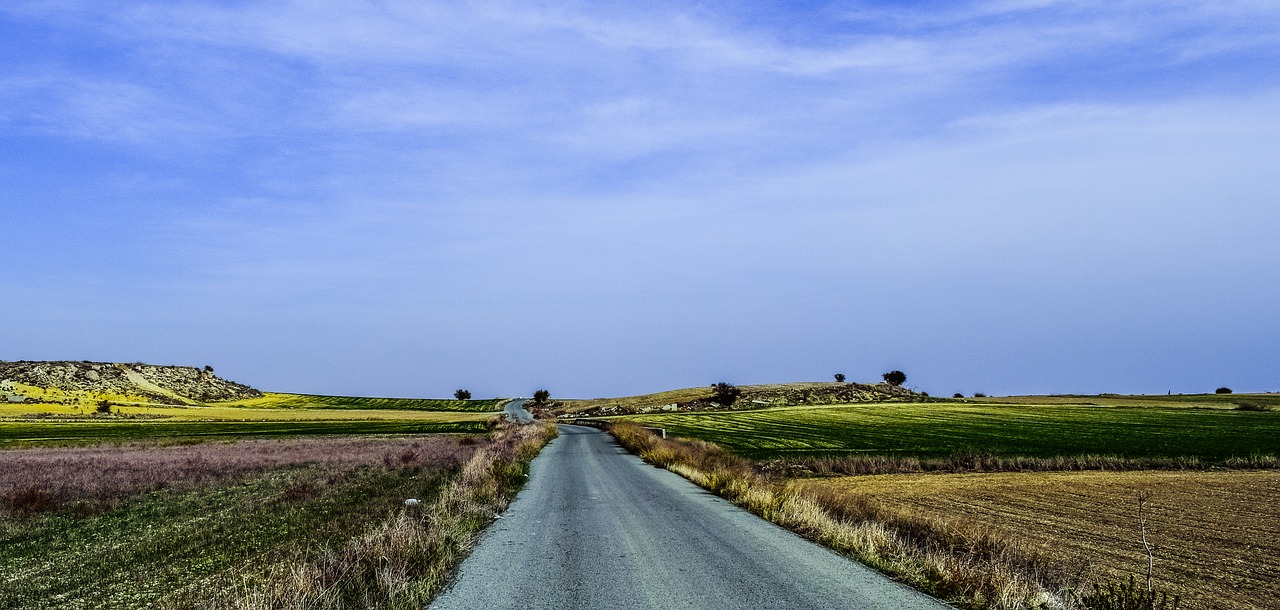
[[430, 425, 948, 610], [503, 398, 535, 423]]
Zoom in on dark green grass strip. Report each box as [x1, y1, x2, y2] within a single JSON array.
[[0, 420, 492, 447], [0, 465, 455, 608], [630, 403, 1280, 460], [249, 394, 505, 412]]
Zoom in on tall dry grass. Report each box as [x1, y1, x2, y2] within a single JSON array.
[[609, 421, 1078, 610], [204, 422, 558, 610]]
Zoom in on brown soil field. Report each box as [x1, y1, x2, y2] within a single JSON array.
[[802, 470, 1279, 610]]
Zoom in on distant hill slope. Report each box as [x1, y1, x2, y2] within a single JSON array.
[[555, 381, 922, 417], [0, 361, 263, 404]]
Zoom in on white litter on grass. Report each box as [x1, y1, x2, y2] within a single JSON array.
[[404, 498, 422, 507]]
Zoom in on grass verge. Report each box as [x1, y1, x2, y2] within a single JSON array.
[[611, 421, 1098, 609], [214, 421, 558, 609]]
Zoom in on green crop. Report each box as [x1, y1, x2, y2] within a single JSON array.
[[627, 401, 1280, 460]]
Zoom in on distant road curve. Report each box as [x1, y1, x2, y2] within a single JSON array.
[[503, 398, 534, 423], [430, 425, 948, 610]]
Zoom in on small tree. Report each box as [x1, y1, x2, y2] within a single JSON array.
[[1215, 387, 1232, 394], [882, 370, 906, 386], [834, 373, 846, 383], [203, 365, 214, 374], [454, 389, 471, 400], [953, 392, 964, 399], [95, 399, 112, 414], [532, 389, 551, 404], [711, 382, 741, 406]]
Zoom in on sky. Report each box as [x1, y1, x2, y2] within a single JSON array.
[[2, 0, 1278, 399]]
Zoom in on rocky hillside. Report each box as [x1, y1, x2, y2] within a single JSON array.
[[0, 361, 263, 404]]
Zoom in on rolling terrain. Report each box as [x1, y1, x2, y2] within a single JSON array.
[[623, 397, 1280, 460], [604, 390, 1279, 609], [0, 361, 503, 445]]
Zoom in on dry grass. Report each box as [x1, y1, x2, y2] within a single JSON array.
[[805, 471, 1280, 610], [205, 422, 559, 610], [609, 421, 1072, 609], [0, 437, 475, 515]]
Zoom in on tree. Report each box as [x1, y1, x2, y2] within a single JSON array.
[[711, 382, 741, 406], [203, 365, 214, 374], [953, 392, 964, 399], [834, 373, 846, 383], [454, 389, 471, 400], [882, 370, 906, 386], [1215, 387, 1233, 394], [532, 389, 551, 404]]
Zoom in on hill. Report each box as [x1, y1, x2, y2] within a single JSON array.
[[0, 361, 263, 405], [553, 381, 920, 417]]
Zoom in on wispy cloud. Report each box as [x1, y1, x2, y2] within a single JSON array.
[[2, 1, 1278, 395]]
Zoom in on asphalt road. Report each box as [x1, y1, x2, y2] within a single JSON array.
[[503, 398, 535, 423], [429, 425, 948, 610]]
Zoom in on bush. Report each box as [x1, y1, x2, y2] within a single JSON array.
[[1235, 401, 1272, 412], [95, 400, 112, 414], [711, 382, 741, 406], [532, 389, 550, 404], [454, 389, 471, 400], [1215, 387, 1232, 394], [834, 373, 846, 383], [882, 370, 906, 386], [953, 393, 964, 399], [974, 392, 987, 398], [1073, 575, 1181, 610]]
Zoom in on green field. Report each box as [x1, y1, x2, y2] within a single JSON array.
[[625, 399, 1280, 459], [2, 464, 450, 607], [0, 419, 493, 447], [222, 393, 505, 412]]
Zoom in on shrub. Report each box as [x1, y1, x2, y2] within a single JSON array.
[[1072, 575, 1181, 610], [1235, 401, 1272, 412], [834, 373, 846, 383], [881, 370, 906, 386], [953, 393, 964, 399], [1215, 387, 1232, 394], [532, 389, 550, 404], [974, 392, 987, 398], [95, 400, 112, 414], [711, 382, 741, 406], [454, 389, 471, 400]]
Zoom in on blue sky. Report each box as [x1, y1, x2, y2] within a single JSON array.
[[3, 1, 1278, 398]]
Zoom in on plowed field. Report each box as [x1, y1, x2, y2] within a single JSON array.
[[803, 471, 1279, 610]]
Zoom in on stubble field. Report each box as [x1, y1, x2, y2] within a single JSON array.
[[802, 470, 1280, 610]]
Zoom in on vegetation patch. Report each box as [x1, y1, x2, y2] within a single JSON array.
[[803, 470, 1279, 610], [0, 419, 493, 448], [556, 381, 921, 417], [625, 401, 1280, 461], [0, 423, 556, 608], [220, 393, 505, 413]]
